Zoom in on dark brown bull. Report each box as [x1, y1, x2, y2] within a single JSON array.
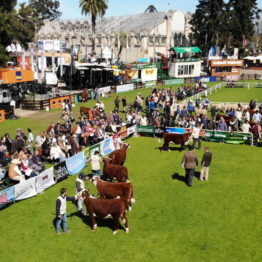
[[109, 143, 130, 165], [162, 132, 191, 151], [82, 190, 129, 234], [90, 176, 135, 210], [103, 158, 129, 182]]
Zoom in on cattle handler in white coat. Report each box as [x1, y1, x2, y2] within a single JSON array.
[[75, 173, 87, 214]]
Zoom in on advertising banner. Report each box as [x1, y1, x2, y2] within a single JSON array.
[[35, 167, 55, 193], [127, 69, 139, 80], [14, 177, 37, 200], [89, 143, 101, 157], [205, 130, 252, 144], [165, 127, 185, 134], [194, 76, 216, 82], [116, 84, 134, 93], [136, 125, 155, 134], [144, 81, 156, 88], [66, 152, 86, 175], [53, 161, 69, 182], [141, 68, 157, 82], [117, 129, 128, 140], [0, 186, 15, 208], [164, 79, 185, 85], [127, 125, 137, 135], [98, 86, 111, 95], [100, 137, 115, 156]]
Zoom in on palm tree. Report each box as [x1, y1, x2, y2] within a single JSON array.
[[144, 5, 158, 13], [79, 0, 108, 54]]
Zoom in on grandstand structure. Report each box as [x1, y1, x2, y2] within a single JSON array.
[[37, 10, 192, 63]]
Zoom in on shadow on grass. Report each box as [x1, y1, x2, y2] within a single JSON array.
[[156, 146, 185, 152], [171, 173, 187, 185], [68, 211, 126, 233]]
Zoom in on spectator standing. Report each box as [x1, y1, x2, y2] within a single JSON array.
[[90, 151, 102, 177], [55, 188, 76, 234], [199, 147, 213, 181], [192, 123, 202, 149], [122, 97, 127, 112], [181, 146, 198, 187], [75, 173, 86, 214], [217, 117, 227, 131], [114, 96, 120, 112], [252, 123, 261, 146]]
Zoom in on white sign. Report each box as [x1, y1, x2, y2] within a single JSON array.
[[98, 86, 111, 94], [14, 177, 37, 200], [116, 84, 134, 93], [35, 168, 55, 193], [127, 125, 136, 135], [141, 68, 157, 82], [100, 137, 115, 156]]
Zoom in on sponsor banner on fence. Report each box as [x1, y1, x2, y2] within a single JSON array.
[[98, 86, 111, 95], [205, 130, 252, 144], [35, 167, 55, 193], [89, 143, 101, 157], [116, 84, 134, 93], [144, 81, 156, 88], [66, 152, 86, 175], [53, 161, 69, 182], [14, 177, 37, 200], [136, 125, 155, 134], [165, 127, 185, 134], [164, 78, 184, 85], [127, 125, 137, 135], [141, 68, 157, 82], [100, 137, 115, 156], [194, 76, 216, 82], [0, 186, 15, 208]]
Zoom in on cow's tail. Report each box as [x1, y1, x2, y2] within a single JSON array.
[[130, 183, 136, 203]]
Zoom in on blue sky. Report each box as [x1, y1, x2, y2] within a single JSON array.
[[17, 0, 262, 19]]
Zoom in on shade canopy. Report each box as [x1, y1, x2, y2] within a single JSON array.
[[171, 46, 202, 54]]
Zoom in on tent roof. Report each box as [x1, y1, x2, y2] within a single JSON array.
[[171, 46, 202, 53]]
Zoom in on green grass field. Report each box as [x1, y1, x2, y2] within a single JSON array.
[[0, 138, 261, 262], [0, 81, 261, 262], [208, 84, 262, 103]]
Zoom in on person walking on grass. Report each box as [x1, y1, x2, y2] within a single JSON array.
[[181, 146, 198, 187], [55, 188, 77, 235], [199, 147, 212, 181]]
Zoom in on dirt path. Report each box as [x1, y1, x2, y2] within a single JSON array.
[[15, 108, 62, 120]]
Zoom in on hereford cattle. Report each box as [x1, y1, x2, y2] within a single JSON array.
[[90, 176, 135, 210], [82, 190, 129, 234], [109, 143, 130, 165], [103, 158, 129, 182], [80, 106, 94, 120], [162, 132, 191, 151]]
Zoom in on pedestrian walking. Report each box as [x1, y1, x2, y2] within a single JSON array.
[[200, 147, 212, 181], [181, 146, 198, 187]]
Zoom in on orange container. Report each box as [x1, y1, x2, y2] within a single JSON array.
[[50, 95, 75, 110], [0, 110, 5, 122], [0, 69, 34, 84]]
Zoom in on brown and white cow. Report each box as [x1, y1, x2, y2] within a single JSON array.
[[109, 143, 130, 165], [90, 176, 135, 210], [162, 132, 191, 151], [103, 158, 129, 182], [82, 190, 129, 234]]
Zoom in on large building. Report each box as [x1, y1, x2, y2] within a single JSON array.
[[37, 10, 192, 63]]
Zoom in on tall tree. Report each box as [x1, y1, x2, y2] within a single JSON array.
[[190, 0, 225, 54], [79, 0, 108, 54], [144, 5, 158, 13], [0, 0, 18, 65], [227, 0, 260, 51], [28, 0, 61, 21]]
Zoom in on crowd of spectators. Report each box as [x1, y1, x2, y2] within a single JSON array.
[[1, 83, 261, 186]]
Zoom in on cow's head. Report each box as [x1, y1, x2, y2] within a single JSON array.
[[90, 176, 99, 186], [122, 143, 130, 150], [184, 133, 192, 146], [103, 157, 112, 164]]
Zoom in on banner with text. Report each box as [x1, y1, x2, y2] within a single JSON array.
[[14, 177, 37, 200], [100, 137, 115, 156], [116, 84, 134, 93], [136, 125, 155, 134], [164, 78, 184, 85], [53, 161, 69, 182], [35, 167, 55, 193], [0, 186, 15, 208], [205, 130, 252, 144], [66, 152, 86, 175]]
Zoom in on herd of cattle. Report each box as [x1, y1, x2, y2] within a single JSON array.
[[79, 133, 192, 234], [81, 143, 134, 235]]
